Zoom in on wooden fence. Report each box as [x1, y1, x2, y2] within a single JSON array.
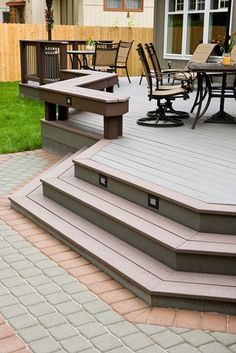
[[0, 24, 153, 82]]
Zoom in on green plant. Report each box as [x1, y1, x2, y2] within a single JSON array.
[[218, 32, 236, 54], [0, 82, 44, 154], [86, 38, 95, 46]]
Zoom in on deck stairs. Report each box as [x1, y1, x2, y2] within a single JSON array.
[[10, 146, 236, 314]]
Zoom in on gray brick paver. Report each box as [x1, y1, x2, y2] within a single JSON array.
[[49, 323, 78, 340], [199, 342, 233, 353], [0, 294, 17, 308], [210, 332, 236, 347], [18, 324, 49, 343], [18, 292, 45, 306], [28, 302, 55, 317], [9, 284, 35, 297], [151, 330, 184, 349], [67, 311, 95, 326], [2, 275, 26, 288], [9, 314, 38, 330], [108, 321, 139, 338], [62, 282, 88, 295], [136, 323, 166, 335], [95, 310, 124, 325], [83, 300, 110, 315], [56, 300, 82, 315], [78, 321, 108, 339], [72, 291, 98, 304], [45, 292, 71, 305], [52, 274, 76, 286], [36, 283, 61, 296], [181, 330, 215, 347], [91, 333, 123, 352], [38, 312, 67, 328], [167, 342, 200, 353], [29, 337, 61, 353], [60, 335, 92, 353], [1, 303, 27, 319], [121, 332, 155, 351]]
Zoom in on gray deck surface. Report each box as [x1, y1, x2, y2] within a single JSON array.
[[69, 76, 236, 205]]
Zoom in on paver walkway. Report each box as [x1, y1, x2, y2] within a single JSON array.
[[0, 150, 236, 353]]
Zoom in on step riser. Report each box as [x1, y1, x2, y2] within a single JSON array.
[[43, 182, 236, 275], [42, 183, 177, 269], [74, 163, 236, 235]]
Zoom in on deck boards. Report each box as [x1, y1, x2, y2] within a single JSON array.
[[65, 77, 236, 205]]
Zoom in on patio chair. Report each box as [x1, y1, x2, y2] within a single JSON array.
[[115, 40, 134, 83], [136, 43, 190, 127], [144, 42, 193, 119], [91, 41, 120, 73]]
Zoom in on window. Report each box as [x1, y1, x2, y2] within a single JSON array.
[[165, 0, 231, 57], [104, 0, 143, 11], [3, 12, 10, 23]]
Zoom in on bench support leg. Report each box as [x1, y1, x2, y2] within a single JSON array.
[[45, 102, 56, 121], [58, 105, 69, 120], [104, 115, 123, 139]]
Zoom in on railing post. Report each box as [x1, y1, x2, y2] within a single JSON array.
[[37, 42, 46, 85], [60, 42, 68, 70], [20, 41, 27, 83]]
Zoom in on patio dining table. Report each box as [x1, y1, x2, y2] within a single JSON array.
[[187, 62, 236, 129], [67, 49, 95, 69]]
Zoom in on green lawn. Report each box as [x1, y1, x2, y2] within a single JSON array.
[[0, 82, 44, 154]]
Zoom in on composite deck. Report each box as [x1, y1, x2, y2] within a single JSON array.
[[11, 75, 236, 313], [66, 76, 236, 206]]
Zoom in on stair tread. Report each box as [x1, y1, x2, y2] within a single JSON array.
[[10, 180, 236, 302], [41, 164, 236, 257], [74, 152, 236, 215]]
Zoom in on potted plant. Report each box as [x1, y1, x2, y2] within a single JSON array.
[[218, 32, 236, 65], [86, 38, 95, 51]]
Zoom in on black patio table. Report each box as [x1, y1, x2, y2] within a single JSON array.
[[67, 49, 95, 69], [187, 62, 236, 129]]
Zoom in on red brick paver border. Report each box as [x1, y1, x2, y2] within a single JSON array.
[[0, 150, 236, 335]]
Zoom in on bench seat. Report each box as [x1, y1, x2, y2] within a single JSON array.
[[39, 71, 129, 139]]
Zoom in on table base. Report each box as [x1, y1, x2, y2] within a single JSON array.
[[205, 111, 236, 124]]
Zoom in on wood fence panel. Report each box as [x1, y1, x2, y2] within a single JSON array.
[[0, 24, 153, 82]]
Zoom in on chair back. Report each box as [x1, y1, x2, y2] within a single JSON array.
[[144, 43, 162, 83], [117, 40, 134, 65], [190, 43, 216, 63], [231, 45, 236, 63], [93, 42, 120, 68], [136, 43, 154, 95]]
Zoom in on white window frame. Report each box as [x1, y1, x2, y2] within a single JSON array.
[[164, 0, 232, 60]]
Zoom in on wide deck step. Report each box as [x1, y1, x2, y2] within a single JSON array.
[[40, 158, 236, 276], [73, 141, 236, 235], [9, 151, 236, 314], [10, 181, 236, 314]]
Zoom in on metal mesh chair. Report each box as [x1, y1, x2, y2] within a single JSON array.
[[92, 42, 120, 73], [136, 43, 190, 127], [116, 40, 134, 83]]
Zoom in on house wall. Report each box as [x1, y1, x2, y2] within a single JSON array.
[[0, 0, 9, 23], [24, 0, 60, 25], [154, 0, 236, 69], [80, 0, 154, 28]]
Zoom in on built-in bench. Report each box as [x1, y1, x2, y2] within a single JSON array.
[[39, 70, 129, 139]]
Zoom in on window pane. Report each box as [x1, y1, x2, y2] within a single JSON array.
[[209, 11, 227, 53], [126, 0, 142, 9], [167, 14, 183, 54], [210, 0, 218, 9], [186, 13, 204, 54], [3, 12, 10, 23], [197, 0, 205, 10], [169, 0, 175, 12], [220, 0, 228, 8], [177, 0, 184, 10], [105, 0, 122, 9], [189, 0, 196, 10]]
